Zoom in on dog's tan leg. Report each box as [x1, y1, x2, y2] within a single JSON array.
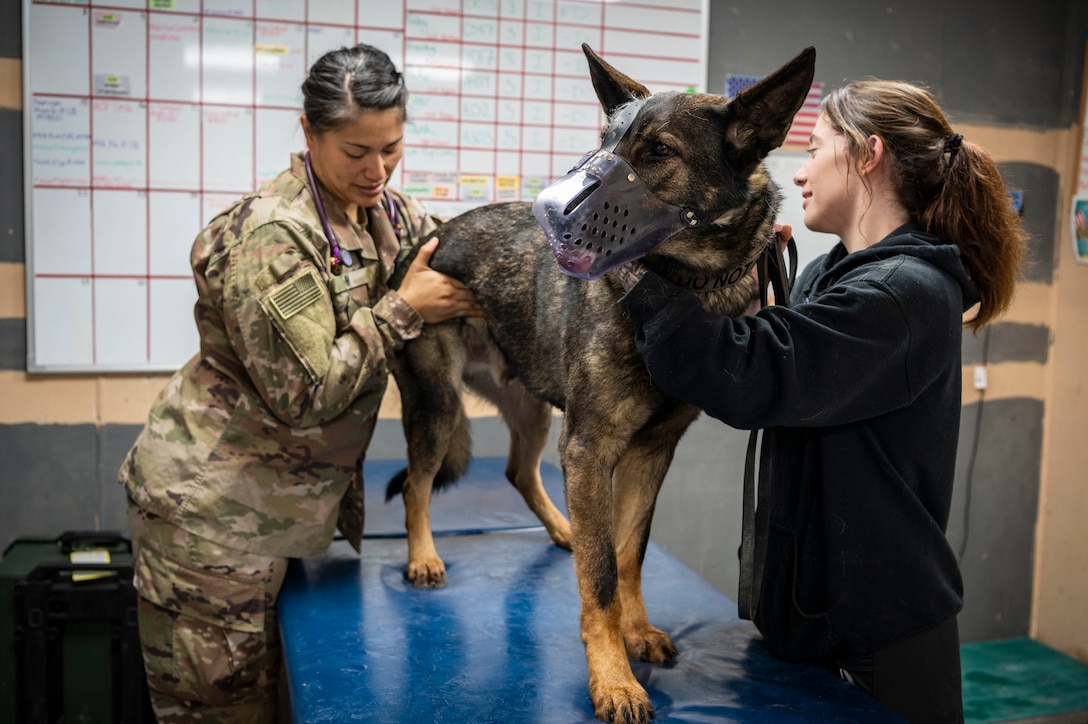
[[401, 464, 448, 587], [568, 403, 696, 722], [468, 372, 573, 549], [580, 596, 655, 724], [612, 446, 678, 663], [396, 343, 472, 589], [501, 393, 572, 549], [564, 436, 655, 724]]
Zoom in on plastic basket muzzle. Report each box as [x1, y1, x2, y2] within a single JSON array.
[[532, 97, 704, 280], [532, 151, 702, 280]]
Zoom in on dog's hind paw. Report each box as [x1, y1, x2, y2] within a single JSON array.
[[548, 520, 573, 551], [624, 626, 677, 665], [405, 558, 447, 588]]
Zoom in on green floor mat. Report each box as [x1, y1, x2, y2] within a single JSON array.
[[962, 637, 1088, 723]]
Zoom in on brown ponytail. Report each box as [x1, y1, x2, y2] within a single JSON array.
[[921, 138, 1025, 329], [821, 81, 1027, 331]]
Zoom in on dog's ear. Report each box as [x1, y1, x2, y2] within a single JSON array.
[[583, 43, 652, 115], [721, 46, 817, 161]]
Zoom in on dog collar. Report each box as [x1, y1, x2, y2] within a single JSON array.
[[661, 257, 760, 293], [653, 228, 783, 294]]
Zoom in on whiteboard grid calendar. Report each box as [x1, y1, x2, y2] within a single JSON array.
[[23, 0, 707, 372]]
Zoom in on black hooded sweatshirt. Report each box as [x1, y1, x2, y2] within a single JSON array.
[[619, 223, 976, 661]]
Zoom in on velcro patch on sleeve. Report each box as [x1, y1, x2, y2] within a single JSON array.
[[268, 268, 323, 320]]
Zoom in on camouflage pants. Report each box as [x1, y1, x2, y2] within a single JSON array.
[[126, 500, 289, 723]]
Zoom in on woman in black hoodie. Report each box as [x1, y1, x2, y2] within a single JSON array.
[[616, 80, 1026, 722]]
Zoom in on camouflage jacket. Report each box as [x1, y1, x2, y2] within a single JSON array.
[[120, 152, 437, 557]]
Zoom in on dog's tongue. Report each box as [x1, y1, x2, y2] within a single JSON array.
[[551, 242, 596, 277]]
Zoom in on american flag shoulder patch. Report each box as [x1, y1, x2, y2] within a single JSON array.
[[268, 268, 324, 320]]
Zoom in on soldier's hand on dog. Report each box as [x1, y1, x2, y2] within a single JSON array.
[[397, 237, 484, 323]]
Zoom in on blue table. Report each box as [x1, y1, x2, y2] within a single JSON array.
[[278, 458, 903, 723]]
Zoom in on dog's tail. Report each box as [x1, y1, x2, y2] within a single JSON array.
[[383, 459, 466, 501], [383, 413, 473, 502]]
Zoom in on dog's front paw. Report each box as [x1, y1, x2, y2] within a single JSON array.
[[624, 625, 677, 664], [590, 682, 655, 724], [405, 557, 447, 588]]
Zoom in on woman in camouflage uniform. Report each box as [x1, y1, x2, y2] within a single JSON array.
[[119, 44, 482, 722]]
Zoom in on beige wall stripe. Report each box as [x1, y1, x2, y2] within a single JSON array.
[[0, 263, 25, 318], [964, 282, 1051, 329], [0, 58, 20, 112], [3, 365, 1038, 426], [97, 375, 172, 424], [1002, 281, 1052, 326], [961, 361, 1046, 404], [0, 371, 98, 424], [0, 372, 502, 425], [956, 123, 1073, 169]]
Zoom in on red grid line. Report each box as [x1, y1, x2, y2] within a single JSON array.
[[87, 8, 97, 365], [605, 0, 701, 14], [250, 0, 258, 198], [36, 273, 192, 280], [145, 7, 152, 360]]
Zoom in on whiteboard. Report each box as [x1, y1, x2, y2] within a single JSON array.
[[23, 0, 709, 372]]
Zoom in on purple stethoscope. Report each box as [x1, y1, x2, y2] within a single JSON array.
[[304, 150, 401, 273]]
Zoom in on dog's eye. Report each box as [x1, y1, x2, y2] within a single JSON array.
[[649, 142, 674, 158]]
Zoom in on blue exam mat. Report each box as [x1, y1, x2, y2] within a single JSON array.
[[361, 457, 567, 538], [279, 530, 903, 723]]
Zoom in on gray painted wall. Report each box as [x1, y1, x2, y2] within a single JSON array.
[[0, 0, 1077, 644], [706, 0, 1084, 129]]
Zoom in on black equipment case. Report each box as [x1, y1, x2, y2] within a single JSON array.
[[0, 531, 153, 723]]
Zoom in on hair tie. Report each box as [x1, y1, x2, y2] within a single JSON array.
[[944, 133, 963, 154]]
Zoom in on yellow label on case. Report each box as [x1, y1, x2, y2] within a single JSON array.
[[70, 549, 112, 582]]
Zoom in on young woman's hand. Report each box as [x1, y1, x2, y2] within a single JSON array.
[[397, 237, 484, 323], [774, 222, 793, 255], [744, 222, 792, 314]]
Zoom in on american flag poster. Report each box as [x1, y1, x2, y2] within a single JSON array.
[[725, 74, 824, 150]]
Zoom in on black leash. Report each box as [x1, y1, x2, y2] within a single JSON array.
[[737, 233, 796, 621], [757, 231, 797, 309]]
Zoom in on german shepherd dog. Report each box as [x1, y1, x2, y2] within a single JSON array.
[[386, 45, 816, 723]]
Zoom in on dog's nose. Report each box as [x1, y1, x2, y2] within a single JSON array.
[[552, 242, 596, 276]]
